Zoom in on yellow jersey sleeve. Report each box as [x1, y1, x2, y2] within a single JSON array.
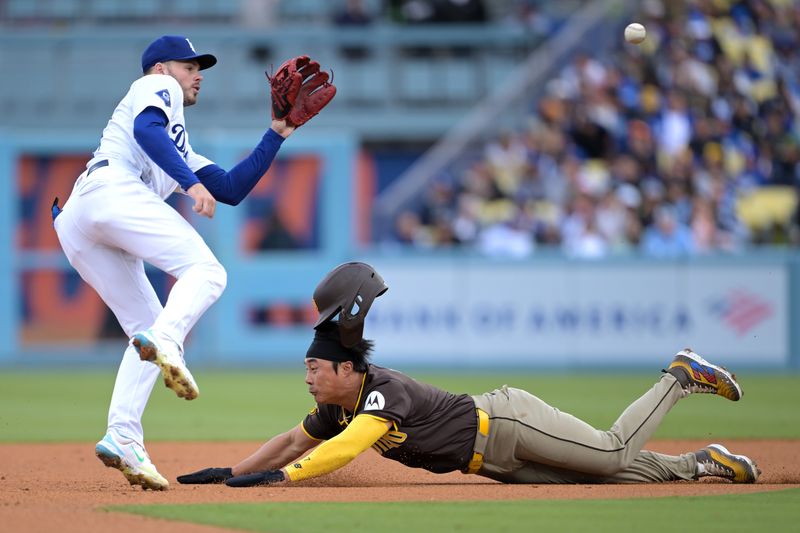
[[284, 414, 390, 482]]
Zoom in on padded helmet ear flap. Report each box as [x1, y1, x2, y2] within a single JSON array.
[[312, 262, 388, 347]]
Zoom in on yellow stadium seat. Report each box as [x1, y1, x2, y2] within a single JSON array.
[[736, 186, 797, 230]]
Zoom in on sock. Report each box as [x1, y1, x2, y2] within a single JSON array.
[[664, 367, 689, 388]]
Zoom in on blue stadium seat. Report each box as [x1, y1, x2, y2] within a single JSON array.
[[46, 0, 80, 19], [334, 57, 389, 104], [6, 0, 39, 18], [397, 59, 437, 102], [443, 59, 481, 101], [169, 0, 236, 20], [86, 0, 121, 20], [278, 0, 332, 22], [206, 0, 239, 19], [125, 0, 160, 19], [65, 45, 135, 118]]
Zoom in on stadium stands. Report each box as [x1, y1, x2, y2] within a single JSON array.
[[390, 0, 800, 256], [2, 0, 795, 256]]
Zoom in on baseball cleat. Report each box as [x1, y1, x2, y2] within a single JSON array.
[[95, 430, 169, 490], [132, 329, 199, 400], [666, 348, 742, 401], [694, 443, 760, 483]]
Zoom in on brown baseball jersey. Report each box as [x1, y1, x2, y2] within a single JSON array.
[[302, 364, 478, 473]]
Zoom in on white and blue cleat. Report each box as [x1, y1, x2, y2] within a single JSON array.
[[132, 329, 199, 400], [95, 430, 169, 490]]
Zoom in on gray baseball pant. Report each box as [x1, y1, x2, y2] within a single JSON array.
[[471, 373, 697, 483]]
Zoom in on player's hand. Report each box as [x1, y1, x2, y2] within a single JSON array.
[[225, 469, 286, 487], [177, 467, 233, 484], [187, 183, 216, 219], [271, 119, 295, 138]]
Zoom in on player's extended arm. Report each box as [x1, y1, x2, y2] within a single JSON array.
[[283, 415, 392, 481], [232, 424, 318, 475], [176, 423, 317, 484], [193, 126, 287, 206], [224, 415, 392, 487], [184, 55, 335, 207]]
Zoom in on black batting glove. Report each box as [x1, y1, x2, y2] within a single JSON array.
[[225, 469, 286, 487], [177, 467, 233, 484]]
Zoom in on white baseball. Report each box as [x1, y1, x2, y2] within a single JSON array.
[[624, 23, 646, 44]]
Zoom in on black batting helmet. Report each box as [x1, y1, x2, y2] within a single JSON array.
[[312, 262, 388, 347]]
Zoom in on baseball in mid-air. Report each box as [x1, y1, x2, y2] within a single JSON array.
[[624, 23, 646, 44]]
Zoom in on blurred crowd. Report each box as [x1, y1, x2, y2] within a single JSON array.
[[392, 0, 800, 258]]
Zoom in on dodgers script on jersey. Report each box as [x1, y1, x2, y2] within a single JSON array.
[[302, 365, 479, 473], [87, 74, 212, 199]]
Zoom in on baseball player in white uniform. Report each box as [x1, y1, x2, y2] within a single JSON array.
[[53, 35, 300, 490]]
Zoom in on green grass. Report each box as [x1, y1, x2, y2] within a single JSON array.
[[114, 489, 800, 533], [3, 370, 797, 532], [1, 371, 798, 442]]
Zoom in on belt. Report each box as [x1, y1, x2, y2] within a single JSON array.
[[53, 159, 110, 222], [86, 159, 109, 176], [465, 408, 490, 474]]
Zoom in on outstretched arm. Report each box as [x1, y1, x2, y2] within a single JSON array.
[[177, 423, 317, 484], [232, 423, 317, 475], [224, 415, 392, 487], [192, 54, 335, 207], [193, 125, 287, 206], [282, 415, 392, 482]]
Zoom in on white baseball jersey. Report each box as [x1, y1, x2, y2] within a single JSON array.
[[87, 73, 213, 199]]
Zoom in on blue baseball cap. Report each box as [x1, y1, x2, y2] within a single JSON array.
[[141, 35, 217, 73]]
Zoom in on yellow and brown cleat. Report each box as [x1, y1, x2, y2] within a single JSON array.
[[694, 444, 760, 483], [666, 348, 742, 401]]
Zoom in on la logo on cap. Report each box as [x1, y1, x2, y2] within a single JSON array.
[[185, 38, 196, 52]]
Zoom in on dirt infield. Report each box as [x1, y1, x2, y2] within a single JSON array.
[[1, 440, 798, 532]]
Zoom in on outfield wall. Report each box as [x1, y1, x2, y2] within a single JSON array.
[[362, 257, 795, 369]]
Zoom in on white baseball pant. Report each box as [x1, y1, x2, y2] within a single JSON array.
[[54, 164, 227, 446]]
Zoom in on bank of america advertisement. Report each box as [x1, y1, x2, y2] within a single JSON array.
[[364, 263, 788, 366]]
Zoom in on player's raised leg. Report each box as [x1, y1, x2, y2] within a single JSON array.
[[473, 349, 742, 481], [474, 375, 684, 478], [82, 180, 227, 399]]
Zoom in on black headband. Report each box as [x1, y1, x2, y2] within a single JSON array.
[[305, 329, 356, 362]]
